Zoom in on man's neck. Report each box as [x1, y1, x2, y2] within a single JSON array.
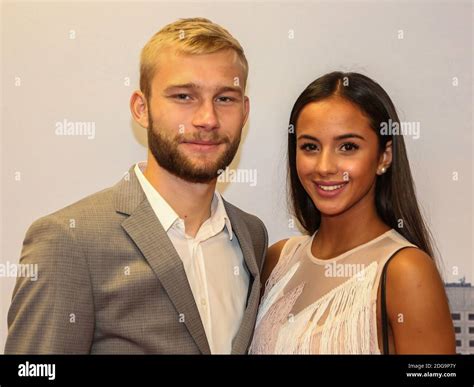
[[143, 153, 216, 238]]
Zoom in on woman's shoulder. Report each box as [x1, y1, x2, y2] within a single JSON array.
[[384, 247, 455, 353], [387, 247, 437, 285], [269, 234, 312, 264], [385, 246, 443, 319], [261, 235, 312, 286], [386, 228, 418, 248]]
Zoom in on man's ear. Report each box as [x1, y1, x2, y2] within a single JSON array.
[[243, 95, 250, 126], [377, 140, 393, 175], [130, 90, 149, 129]]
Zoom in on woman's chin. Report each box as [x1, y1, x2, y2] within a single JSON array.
[[313, 201, 349, 218]]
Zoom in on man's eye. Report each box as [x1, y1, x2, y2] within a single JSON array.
[[173, 94, 191, 100], [300, 143, 318, 152], [216, 96, 235, 103], [340, 142, 359, 152]]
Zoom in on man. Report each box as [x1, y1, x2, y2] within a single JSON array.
[[5, 18, 267, 354]]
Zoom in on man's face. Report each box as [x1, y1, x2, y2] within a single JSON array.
[[146, 48, 249, 183]]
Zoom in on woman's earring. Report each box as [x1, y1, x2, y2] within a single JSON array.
[[378, 167, 387, 175]]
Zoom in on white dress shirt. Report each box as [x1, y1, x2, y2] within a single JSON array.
[[134, 162, 250, 354]]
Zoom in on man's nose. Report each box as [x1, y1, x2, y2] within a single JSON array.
[[192, 99, 219, 131]]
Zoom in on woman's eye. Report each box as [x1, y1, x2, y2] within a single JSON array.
[[300, 143, 318, 152], [340, 142, 359, 152]]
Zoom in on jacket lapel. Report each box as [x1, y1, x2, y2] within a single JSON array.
[[223, 201, 262, 354], [114, 166, 211, 354]]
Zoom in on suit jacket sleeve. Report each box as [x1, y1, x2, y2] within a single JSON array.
[[259, 219, 268, 273], [4, 215, 95, 354]]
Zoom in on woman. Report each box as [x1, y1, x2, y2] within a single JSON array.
[[250, 72, 455, 354]]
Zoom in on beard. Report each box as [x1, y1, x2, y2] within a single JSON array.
[[147, 111, 241, 184]]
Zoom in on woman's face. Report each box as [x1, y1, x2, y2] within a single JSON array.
[[296, 96, 391, 217]]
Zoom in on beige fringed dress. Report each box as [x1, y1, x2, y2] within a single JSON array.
[[249, 229, 415, 354]]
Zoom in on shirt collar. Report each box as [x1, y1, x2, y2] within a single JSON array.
[[134, 162, 233, 240], [211, 188, 234, 240]]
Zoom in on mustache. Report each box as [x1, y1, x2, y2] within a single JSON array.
[[176, 132, 231, 144]]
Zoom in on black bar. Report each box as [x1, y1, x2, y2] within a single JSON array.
[[0, 355, 472, 386]]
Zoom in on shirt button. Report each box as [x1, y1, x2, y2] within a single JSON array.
[[201, 298, 207, 307]]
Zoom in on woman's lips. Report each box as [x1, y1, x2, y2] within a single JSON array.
[[313, 181, 349, 198]]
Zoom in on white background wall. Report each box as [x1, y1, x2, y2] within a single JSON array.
[[1, 0, 472, 352]]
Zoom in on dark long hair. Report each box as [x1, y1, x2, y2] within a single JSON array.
[[288, 71, 435, 259]]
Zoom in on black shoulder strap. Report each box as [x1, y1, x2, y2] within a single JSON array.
[[381, 246, 412, 355]]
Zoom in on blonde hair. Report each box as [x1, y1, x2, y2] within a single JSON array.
[[140, 18, 248, 99]]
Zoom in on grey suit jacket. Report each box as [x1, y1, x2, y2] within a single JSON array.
[[5, 166, 268, 354]]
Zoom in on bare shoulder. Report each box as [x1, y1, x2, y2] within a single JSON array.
[[261, 239, 289, 288], [386, 247, 445, 306], [385, 247, 455, 354], [268, 239, 290, 261], [386, 247, 442, 289]]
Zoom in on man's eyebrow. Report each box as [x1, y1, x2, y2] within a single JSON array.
[[216, 86, 243, 95], [296, 133, 366, 141], [163, 83, 199, 93], [163, 83, 243, 94]]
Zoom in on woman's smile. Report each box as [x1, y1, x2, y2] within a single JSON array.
[[314, 180, 349, 198]]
